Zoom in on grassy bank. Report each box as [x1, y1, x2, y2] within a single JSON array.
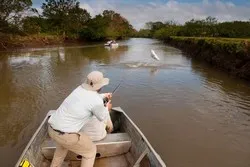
[[164, 37, 250, 80], [0, 34, 67, 51]]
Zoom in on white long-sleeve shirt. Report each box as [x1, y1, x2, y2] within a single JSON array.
[[80, 112, 113, 141], [48, 86, 109, 133]]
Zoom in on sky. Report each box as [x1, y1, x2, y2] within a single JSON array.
[[33, 0, 250, 29]]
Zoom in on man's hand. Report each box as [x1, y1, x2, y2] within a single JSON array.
[[107, 100, 112, 111], [106, 119, 113, 133], [106, 125, 113, 133], [104, 93, 112, 100]]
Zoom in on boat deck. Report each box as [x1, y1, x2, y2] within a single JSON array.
[[40, 133, 138, 167], [42, 154, 133, 167]]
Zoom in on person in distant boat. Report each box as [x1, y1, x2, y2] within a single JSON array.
[[48, 71, 113, 167]]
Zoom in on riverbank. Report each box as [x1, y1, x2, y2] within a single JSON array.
[[0, 34, 83, 51], [164, 37, 250, 80]]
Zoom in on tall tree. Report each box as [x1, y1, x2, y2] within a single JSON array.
[[80, 14, 109, 41], [80, 10, 135, 40], [102, 10, 134, 39], [0, 0, 32, 23], [0, 0, 32, 33], [42, 0, 90, 36], [103, 10, 115, 18]]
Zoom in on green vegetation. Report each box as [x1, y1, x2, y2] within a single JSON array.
[[0, 0, 33, 34], [166, 36, 249, 54], [139, 17, 250, 39], [41, 0, 91, 38], [0, 0, 135, 50], [80, 10, 135, 41], [163, 36, 250, 80]]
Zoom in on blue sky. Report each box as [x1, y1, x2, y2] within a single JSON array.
[[33, 0, 250, 29]]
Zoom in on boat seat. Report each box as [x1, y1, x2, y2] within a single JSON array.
[[42, 133, 131, 160]]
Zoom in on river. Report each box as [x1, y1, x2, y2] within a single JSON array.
[[0, 38, 250, 167]]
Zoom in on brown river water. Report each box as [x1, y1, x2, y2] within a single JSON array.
[[0, 38, 250, 167]]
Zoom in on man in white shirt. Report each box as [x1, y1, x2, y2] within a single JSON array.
[[48, 71, 112, 167], [80, 109, 113, 141]]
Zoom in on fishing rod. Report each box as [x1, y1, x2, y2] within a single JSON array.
[[102, 66, 134, 107], [103, 82, 122, 106]]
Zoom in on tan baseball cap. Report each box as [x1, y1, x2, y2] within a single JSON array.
[[82, 71, 109, 91]]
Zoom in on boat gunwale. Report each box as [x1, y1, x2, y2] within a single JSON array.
[[15, 115, 49, 167]]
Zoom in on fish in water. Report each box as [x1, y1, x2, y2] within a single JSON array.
[[151, 49, 160, 61]]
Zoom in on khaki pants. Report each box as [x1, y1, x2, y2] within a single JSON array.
[[48, 126, 96, 167]]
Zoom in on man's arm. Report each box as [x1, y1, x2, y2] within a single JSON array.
[[100, 93, 112, 99], [46, 110, 56, 117], [106, 113, 113, 133], [92, 101, 112, 122]]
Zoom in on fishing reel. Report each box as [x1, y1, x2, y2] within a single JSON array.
[[103, 83, 121, 106], [103, 97, 110, 106]]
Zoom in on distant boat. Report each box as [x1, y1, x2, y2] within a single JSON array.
[[16, 107, 166, 167], [104, 40, 119, 47], [104, 40, 112, 46], [151, 49, 160, 61]]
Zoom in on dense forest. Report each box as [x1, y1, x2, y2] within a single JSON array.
[[0, 0, 249, 50], [0, 0, 136, 42], [138, 17, 250, 39]]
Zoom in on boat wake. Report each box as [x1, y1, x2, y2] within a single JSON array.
[[125, 62, 160, 68], [98, 61, 188, 70]]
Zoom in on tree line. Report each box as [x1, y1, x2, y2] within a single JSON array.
[[0, 0, 136, 41], [138, 17, 250, 39], [1, 0, 249, 43]]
